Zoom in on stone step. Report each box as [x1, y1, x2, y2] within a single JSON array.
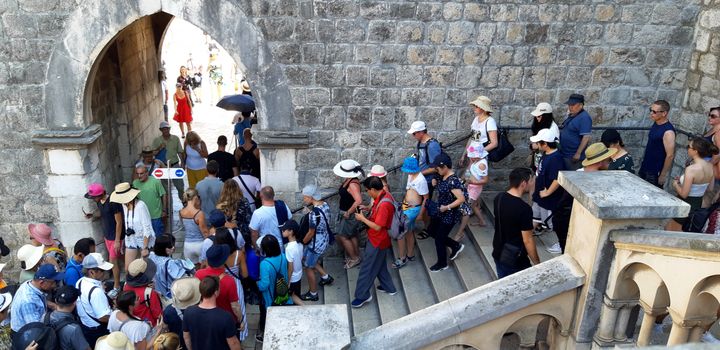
[[373, 252, 410, 324], [345, 259, 382, 336], [414, 232, 465, 301], [452, 228, 494, 291], [391, 240, 438, 313], [322, 257, 352, 332], [299, 267, 325, 305]]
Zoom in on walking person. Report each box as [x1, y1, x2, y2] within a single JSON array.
[[216, 180, 253, 250], [108, 291, 164, 349], [48, 285, 91, 350], [332, 159, 364, 269], [173, 83, 193, 138], [148, 234, 194, 300], [299, 185, 334, 301], [182, 276, 242, 350], [133, 164, 168, 236], [179, 189, 210, 265], [249, 186, 292, 253], [351, 176, 397, 308], [213, 229, 249, 342], [393, 157, 428, 269], [233, 161, 262, 211], [257, 235, 291, 341], [462, 96, 498, 163], [530, 129, 566, 237], [559, 94, 593, 170], [427, 153, 465, 272], [195, 244, 245, 337], [208, 135, 239, 182], [123, 259, 163, 326], [111, 182, 155, 271], [456, 142, 488, 235], [280, 220, 305, 306], [639, 100, 676, 188], [183, 131, 208, 190], [234, 128, 261, 180], [159, 70, 168, 121], [162, 278, 200, 350], [84, 183, 123, 296], [195, 160, 223, 217], [133, 147, 166, 181], [408, 121, 442, 238], [76, 253, 114, 345], [492, 168, 540, 278], [11, 264, 63, 332], [152, 121, 185, 201], [63, 237, 95, 290]]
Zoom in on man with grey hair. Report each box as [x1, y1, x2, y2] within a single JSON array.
[[133, 163, 168, 235]]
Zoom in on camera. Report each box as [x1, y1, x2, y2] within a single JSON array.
[[356, 207, 362, 214], [126, 228, 136, 236]]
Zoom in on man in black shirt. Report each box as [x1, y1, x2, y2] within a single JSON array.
[[207, 135, 239, 182], [84, 183, 123, 297], [183, 276, 240, 350], [492, 168, 540, 278]]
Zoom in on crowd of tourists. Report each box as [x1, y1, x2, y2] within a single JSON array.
[[2, 93, 720, 349]]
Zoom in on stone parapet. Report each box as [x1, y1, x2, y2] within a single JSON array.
[[265, 304, 350, 350], [610, 229, 720, 259]]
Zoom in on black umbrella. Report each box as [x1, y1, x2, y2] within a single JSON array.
[[216, 94, 256, 113]]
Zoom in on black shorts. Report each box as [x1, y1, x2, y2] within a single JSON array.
[[289, 281, 301, 296]]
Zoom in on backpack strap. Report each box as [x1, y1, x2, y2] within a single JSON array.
[[77, 280, 105, 325], [118, 317, 132, 333], [237, 175, 259, 203], [315, 207, 333, 236], [143, 287, 152, 308]]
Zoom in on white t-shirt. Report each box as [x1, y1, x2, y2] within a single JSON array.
[[548, 121, 560, 141], [406, 173, 429, 196], [250, 204, 292, 252], [76, 277, 112, 328], [108, 310, 151, 344], [470, 117, 498, 144], [233, 174, 262, 210], [285, 241, 304, 283]]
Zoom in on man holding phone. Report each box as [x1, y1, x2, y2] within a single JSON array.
[[84, 183, 123, 298]]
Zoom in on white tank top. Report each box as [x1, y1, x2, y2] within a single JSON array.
[[185, 145, 206, 170]]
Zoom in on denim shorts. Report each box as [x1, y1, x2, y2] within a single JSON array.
[[303, 248, 322, 268]]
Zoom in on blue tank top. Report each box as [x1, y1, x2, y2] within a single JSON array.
[[640, 121, 675, 175], [181, 211, 203, 242]]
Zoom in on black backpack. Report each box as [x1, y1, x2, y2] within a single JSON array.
[[682, 202, 720, 232], [298, 209, 319, 251], [416, 137, 443, 166], [12, 312, 77, 350]]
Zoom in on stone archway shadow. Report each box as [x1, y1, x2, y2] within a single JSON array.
[[43, 0, 292, 133]]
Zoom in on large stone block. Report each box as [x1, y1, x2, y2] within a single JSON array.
[[346, 65, 368, 86], [426, 21, 447, 45], [270, 42, 301, 63], [437, 46, 462, 65], [302, 43, 325, 64], [442, 3, 463, 21], [1, 13, 38, 38], [315, 65, 345, 86], [396, 21, 424, 42], [447, 21, 475, 45], [498, 66, 522, 88], [476, 22, 496, 46], [416, 2, 442, 21], [358, 1, 392, 19], [488, 45, 513, 65], [407, 45, 435, 65], [331, 87, 353, 104], [296, 148, 339, 171], [314, 0, 356, 17], [401, 89, 432, 106], [347, 106, 373, 129], [370, 67, 396, 87], [294, 106, 320, 128], [354, 44, 379, 64], [322, 106, 346, 129], [378, 88, 401, 106], [490, 4, 517, 21], [335, 19, 366, 42], [424, 66, 455, 86], [368, 20, 396, 42], [379, 44, 407, 64], [325, 43, 354, 63], [306, 88, 331, 105], [464, 3, 488, 21], [352, 88, 378, 106], [372, 107, 395, 129], [309, 130, 335, 148]]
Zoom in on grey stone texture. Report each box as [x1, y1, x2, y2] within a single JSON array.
[[0, 0, 716, 272]]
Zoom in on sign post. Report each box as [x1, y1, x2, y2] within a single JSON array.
[[152, 167, 186, 235]]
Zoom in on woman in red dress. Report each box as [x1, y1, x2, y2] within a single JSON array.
[[173, 83, 193, 138]]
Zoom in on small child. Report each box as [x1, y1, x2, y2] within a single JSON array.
[[280, 219, 304, 306], [64, 238, 96, 288], [465, 142, 489, 226]]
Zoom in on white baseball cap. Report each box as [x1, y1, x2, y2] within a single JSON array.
[[529, 128, 558, 143], [531, 102, 553, 117], [82, 252, 114, 271], [407, 121, 427, 134]]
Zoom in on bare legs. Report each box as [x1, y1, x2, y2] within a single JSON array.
[[305, 264, 330, 293], [337, 235, 360, 268], [177, 122, 192, 138], [124, 248, 138, 273]]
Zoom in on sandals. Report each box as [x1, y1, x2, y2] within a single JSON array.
[[344, 258, 361, 269], [417, 229, 430, 240]]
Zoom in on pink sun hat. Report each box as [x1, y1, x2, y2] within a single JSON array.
[[28, 223, 54, 246], [84, 183, 106, 199]]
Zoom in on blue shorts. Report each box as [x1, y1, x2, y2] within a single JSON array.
[[403, 206, 422, 232], [303, 248, 323, 268], [151, 218, 164, 236]]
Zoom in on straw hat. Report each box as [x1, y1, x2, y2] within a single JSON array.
[[469, 96, 493, 113], [17, 244, 44, 270], [171, 277, 201, 310], [126, 258, 157, 287], [241, 81, 251, 92], [96, 332, 134, 350], [369, 165, 387, 178], [28, 223, 54, 246], [582, 143, 618, 167], [333, 159, 364, 178], [110, 182, 140, 204]]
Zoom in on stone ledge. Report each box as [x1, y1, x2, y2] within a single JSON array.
[[265, 304, 350, 350], [253, 130, 309, 149], [558, 171, 690, 220], [348, 255, 585, 350], [610, 229, 720, 259], [31, 124, 102, 149]]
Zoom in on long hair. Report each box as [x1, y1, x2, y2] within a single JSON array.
[[531, 113, 555, 136], [182, 188, 199, 208], [116, 291, 141, 321], [217, 180, 243, 222], [690, 137, 720, 159]]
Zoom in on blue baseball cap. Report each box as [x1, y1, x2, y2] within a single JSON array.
[[401, 157, 421, 173], [429, 152, 452, 168], [206, 244, 231, 268], [34, 264, 65, 281]]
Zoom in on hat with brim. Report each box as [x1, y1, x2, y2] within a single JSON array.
[[82, 252, 114, 271], [369, 165, 387, 178], [159, 121, 170, 129], [171, 277, 201, 310], [242, 81, 251, 92], [126, 258, 157, 287], [302, 185, 322, 201], [18, 244, 44, 270], [469, 96, 494, 113], [333, 159, 364, 178], [34, 263, 65, 281], [110, 182, 140, 204], [95, 332, 134, 350], [0, 292, 12, 313], [531, 102, 553, 117], [582, 143, 618, 167], [401, 157, 420, 173], [206, 244, 231, 268], [140, 146, 154, 155], [565, 93, 585, 105], [84, 183, 106, 199], [529, 128, 558, 143], [28, 223, 54, 246]]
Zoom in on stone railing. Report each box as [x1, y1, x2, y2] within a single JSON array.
[[599, 229, 720, 347], [348, 255, 585, 350]]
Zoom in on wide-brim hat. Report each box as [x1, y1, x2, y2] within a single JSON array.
[[95, 332, 134, 350], [369, 164, 387, 178], [126, 258, 157, 287], [140, 146, 154, 155], [206, 244, 231, 268], [28, 223, 54, 246], [333, 159, 364, 178], [0, 292, 11, 313], [582, 143, 618, 167], [17, 244, 44, 270], [85, 183, 106, 199], [171, 277, 201, 310], [401, 157, 420, 173], [469, 96, 494, 113], [110, 182, 140, 204], [241, 81, 251, 92]]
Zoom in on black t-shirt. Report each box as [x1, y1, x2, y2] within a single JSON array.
[[532, 150, 566, 210], [182, 306, 236, 350], [492, 192, 533, 264], [208, 151, 238, 182], [97, 198, 123, 240]]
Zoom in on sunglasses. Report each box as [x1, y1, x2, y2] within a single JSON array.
[[709, 114, 720, 119], [649, 108, 666, 114]]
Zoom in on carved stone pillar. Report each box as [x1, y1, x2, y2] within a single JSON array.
[[613, 305, 633, 341], [637, 311, 657, 347], [667, 320, 691, 345], [594, 296, 637, 346]]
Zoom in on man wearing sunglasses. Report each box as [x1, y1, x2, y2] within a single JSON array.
[[639, 100, 676, 188]]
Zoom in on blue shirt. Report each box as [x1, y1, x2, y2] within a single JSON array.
[[640, 121, 675, 175], [560, 110, 593, 159], [195, 176, 223, 218], [417, 139, 442, 172], [308, 203, 331, 254], [64, 258, 83, 288], [532, 150, 567, 210], [257, 254, 292, 307], [148, 253, 194, 299], [11, 281, 47, 332], [436, 174, 464, 225]]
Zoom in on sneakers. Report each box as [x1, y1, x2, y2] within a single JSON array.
[[449, 244, 465, 261], [319, 275, 334, 286], [546, 242, 562, 254], [702, 331, 720, 343], [429, 263, 449, 272], [392, 257, 407, 269], [107, 287, 121, 299], [351, 295, 372, 308], [300, 291, 319, 301], [533, 226, 545, 236], [255, 334, 263, 343], [376, 285, 397, 296]]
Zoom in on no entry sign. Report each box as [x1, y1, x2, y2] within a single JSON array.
[[152, 168, 186, 179]]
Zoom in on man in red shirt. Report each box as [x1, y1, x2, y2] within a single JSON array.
[[351, 176, 397, 308], [195, 244, 243, 330]]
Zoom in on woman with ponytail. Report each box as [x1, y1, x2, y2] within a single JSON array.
[[108, 291, 165, 350], [179, 189, 209, 265]]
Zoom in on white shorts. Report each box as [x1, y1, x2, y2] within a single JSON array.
[[532, 203, 553, 229], [183, 241, 204, 264]]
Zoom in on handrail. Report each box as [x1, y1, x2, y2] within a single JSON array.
[[290, 124, 698, 213]]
